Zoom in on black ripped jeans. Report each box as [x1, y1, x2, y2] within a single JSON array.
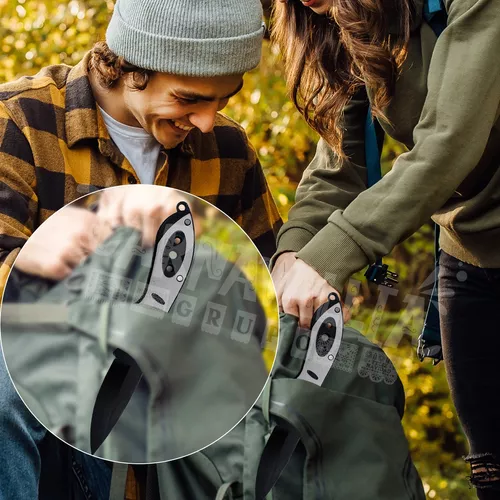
[[438, 250, 500, 499]]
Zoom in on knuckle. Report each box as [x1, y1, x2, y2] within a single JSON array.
[[75, 233, 90, 249], [297, 296, 312, 308], [281, 294, 294, 310], [46, 261, 68, 280], [128, 208, 142, 220], [148, 204, 163, 217]]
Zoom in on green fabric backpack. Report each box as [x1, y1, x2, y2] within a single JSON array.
[[109, 312, 425, 500], [3, 225, 425, 499], [2, 226, 269, 464]]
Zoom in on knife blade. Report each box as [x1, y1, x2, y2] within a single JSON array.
[[90, 201, 195, 454], [255, 292, 344, 499]]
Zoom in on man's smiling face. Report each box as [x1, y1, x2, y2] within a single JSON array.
[[120, 72, 244, 149]]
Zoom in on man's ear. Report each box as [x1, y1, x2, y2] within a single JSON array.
[[123, 70, 155, 92], [122, 72, 136, 91]]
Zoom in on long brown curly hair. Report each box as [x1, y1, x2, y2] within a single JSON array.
[[271, 0, 413, 159], [87, 41, 154, 91]]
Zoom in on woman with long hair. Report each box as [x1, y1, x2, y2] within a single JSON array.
[[270, 0, 500, 497]]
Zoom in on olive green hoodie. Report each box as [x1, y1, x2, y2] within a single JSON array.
[[275, 0, 500, 292]]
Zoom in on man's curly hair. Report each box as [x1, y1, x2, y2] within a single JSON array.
[[87, 41, 154, 90]]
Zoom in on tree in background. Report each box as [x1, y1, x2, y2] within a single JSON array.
[[0, 1, 473, 497]]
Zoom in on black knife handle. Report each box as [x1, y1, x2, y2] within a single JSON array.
[[310, 292, 340, 329], [135, 201, 194, 308]]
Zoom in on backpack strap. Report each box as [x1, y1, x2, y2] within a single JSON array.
[[419, 0, 447, 363], [423, 0, 447, 36], [418, 227, 443, 364], [261, 378, 272, 427], [215, 481, 237, 500], [109, 463, 129, 500], [0, 304, 69, 325], [363, 107, 399, 288], [365, 100, 443, 362], [364, 107, 383, 187], [363, 0, 448, 362]]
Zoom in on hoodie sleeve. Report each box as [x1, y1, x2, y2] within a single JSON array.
[[274, 87, 371, 265]]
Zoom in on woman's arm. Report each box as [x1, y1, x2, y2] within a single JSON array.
[[295, 0, 500, 292], [274, 87, 371, 262], [272, 88, 371, 326]]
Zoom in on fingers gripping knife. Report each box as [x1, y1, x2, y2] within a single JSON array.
[[255, 293, 344, 499], [90, 202, 195, 454]]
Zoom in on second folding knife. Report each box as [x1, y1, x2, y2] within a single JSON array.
[[254, 292, 344, 499]]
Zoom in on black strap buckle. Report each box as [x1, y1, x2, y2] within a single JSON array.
[[417, 337, 443, 366], [364, 263, 399, 288]]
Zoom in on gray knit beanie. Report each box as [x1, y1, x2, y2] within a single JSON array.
[[106, 0, 265, 76]]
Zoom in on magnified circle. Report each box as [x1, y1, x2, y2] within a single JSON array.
[[0, 185, 278, 464]]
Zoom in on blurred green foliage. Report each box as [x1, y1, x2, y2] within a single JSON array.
[[0, 1, 473, 497], [198, 207, 279, 371]]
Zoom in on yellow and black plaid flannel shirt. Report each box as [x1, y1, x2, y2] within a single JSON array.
[[0, 52, 282, 291]]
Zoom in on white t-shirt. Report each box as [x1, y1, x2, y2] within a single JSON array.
[[99, 106, 163, 185]]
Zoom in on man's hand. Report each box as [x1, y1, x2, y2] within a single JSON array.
[[15, 206, 109, 281], [274, 257, 348, 329], [97, 186, 184, 248]]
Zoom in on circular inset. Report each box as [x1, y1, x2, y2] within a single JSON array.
[[0, 185, 278, 464]]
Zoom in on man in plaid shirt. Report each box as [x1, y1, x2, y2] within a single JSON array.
[[0, 0, 281, 498]]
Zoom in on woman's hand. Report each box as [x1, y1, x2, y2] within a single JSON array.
[[274, 257, 349, 328], [97, 186, 184, 248], [270, 251, 297, 291]]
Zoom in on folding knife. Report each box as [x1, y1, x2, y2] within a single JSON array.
[[90, 201, 195, 454]]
